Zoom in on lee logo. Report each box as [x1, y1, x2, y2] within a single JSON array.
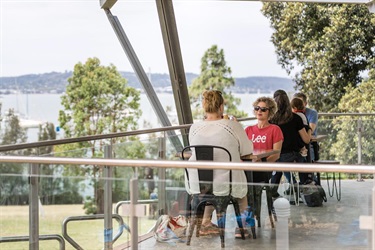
[[252, 134, 266, 143]]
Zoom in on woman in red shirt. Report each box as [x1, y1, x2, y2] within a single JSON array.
[[245, 96, 283, 162], [244, 97, 283, 229]]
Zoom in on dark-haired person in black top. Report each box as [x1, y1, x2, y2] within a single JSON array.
[[269, 90, 311, 201]]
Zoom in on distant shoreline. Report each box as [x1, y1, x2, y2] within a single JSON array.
[[0, 71, 295, 95]]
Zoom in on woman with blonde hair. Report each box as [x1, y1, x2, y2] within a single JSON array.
[[185, 89, 253, 237]]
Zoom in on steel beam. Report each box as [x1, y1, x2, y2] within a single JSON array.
[[99, 0, 117, 10], [104, 9, 183, 151], [156, 0, 193, 130]]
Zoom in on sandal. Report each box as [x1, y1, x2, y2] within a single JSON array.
[[235, 227, 249, 239], [199, 223, 220, 236]]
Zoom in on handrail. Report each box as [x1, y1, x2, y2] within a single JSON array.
[[0, 124, 190, 152], [1, 112, 374, 153], [0, 155, 373, 174], [0, 117, 256, 152], [319, 113, 375, 117], [0, 234, 65, 250], [62, 214, 126, 250], [115, 199, 158, 215]]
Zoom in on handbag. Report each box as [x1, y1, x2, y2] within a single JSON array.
[[153, 215, 188, 243], [301, 184, 327, 207]]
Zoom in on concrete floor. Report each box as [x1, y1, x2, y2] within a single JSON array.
[[120, 179, 374, 250]]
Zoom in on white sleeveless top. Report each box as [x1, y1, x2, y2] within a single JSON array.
[[184, 119, 253, 198]]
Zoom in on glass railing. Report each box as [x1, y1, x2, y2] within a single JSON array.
[[0, 114, 374, 249], [317, 113, 374, 180]]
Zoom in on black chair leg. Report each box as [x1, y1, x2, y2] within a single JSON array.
[[216, 209, 226, 248], [265, 186, 275, 227], [216, 199, 231, 248], [232, 200, 246, 240], [254, 185, 263, 228]]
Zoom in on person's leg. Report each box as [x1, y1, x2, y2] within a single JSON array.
[[235, 196, 252, 238], [199, 205, 219, 235], [201, 205, 215, 226], [271, 171, 282, 198], [239, 195, 250, 226]]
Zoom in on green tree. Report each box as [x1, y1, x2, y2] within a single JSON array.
[[58, 57, 142, 213], [0, 109, 29, 205], [37, 122, 82, 204], [330, 62, 375, 167], [189, 45, 247, 119], [1, 109, 27, 146], [261, 3, 375, 112]]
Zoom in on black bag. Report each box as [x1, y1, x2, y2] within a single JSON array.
[[301, 184, 327, 207], [311, 141, 320, 161]]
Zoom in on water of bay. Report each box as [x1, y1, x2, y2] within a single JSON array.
[[0, 92, 272, 142]]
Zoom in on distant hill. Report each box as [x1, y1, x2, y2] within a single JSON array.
[[0, 71, 294, 94]]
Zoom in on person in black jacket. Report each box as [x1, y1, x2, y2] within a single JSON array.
[[269, 90, 311, 200]]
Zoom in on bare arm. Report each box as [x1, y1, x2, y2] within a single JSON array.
[[266, 140, 283, 162], [309, 122, 317, 134], [299, 128, 311, 144]]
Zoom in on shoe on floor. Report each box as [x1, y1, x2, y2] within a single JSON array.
[[199, 223, 220, 236], [235, 227, 249, 239]]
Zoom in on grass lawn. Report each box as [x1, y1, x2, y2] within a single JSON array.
[[0, 204, 157, 250]]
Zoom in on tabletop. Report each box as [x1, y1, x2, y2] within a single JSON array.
[[311, 134, 328, 142], [241, 149, 281, 161], [178, 148, 280, 161]]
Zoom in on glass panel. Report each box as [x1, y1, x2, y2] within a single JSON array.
[[0, 114, 374, 249]]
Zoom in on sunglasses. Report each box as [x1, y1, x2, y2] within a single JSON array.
[[254, 106, 270, 112]]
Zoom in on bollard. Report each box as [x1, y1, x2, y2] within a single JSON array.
[[274, 198, 290, 250]]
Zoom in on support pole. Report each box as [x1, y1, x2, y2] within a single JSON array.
[[29, 163, 39, 250], [357, 118, 364, 182], [104, 145, 113, 250], [158, 136, 167, 215], [130, 178, 138, 250]]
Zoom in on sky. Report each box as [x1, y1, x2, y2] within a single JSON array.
[[0, 0, 290, 78]]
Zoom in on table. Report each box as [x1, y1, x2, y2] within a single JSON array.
[[311, 134, 328, 142], [242, 149, 281, 162], [179, 149, 280, 161]]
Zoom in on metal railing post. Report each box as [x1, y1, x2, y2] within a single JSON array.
[[373, 182, 375, 249], [104, 145, 113, 250], [29, 163, 39, 250], [130, 178, 138, 250], [158, 135, 166, 215], [357, 118, 363, 181]]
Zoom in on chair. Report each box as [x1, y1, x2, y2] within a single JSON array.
[[315, 160, 341, 201], [275, 171, 300, 206], [249, 170, 275, 228], [181, 145, 247, 248], [287, 172, 300, 206]]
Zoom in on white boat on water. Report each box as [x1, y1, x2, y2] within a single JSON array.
[[19, 116, 44, 128], [2, 110, 44, 129]]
